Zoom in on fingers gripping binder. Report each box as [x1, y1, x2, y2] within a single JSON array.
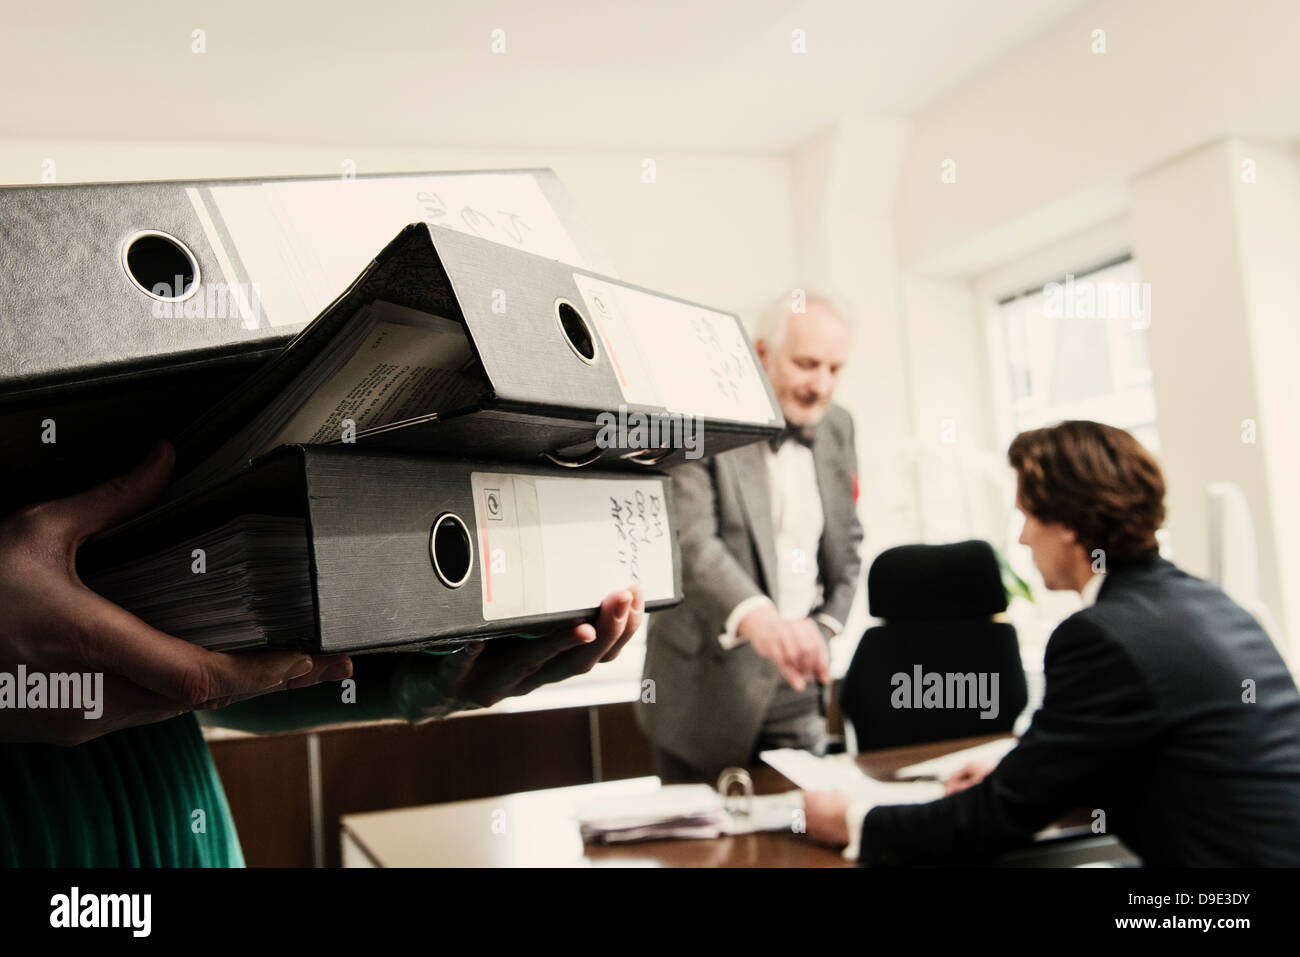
[[78, 446, 683, 654]]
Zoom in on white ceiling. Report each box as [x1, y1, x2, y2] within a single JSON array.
[[1, 0, 1086, 153]]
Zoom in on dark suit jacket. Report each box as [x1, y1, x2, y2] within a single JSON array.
[[636, 404, 864, 775], [860, 555, 1300, 866]]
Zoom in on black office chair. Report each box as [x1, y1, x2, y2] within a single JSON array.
[[841, 540, 1028, 751]]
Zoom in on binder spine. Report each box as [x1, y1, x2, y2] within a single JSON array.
[[301, 448, 681, 652]]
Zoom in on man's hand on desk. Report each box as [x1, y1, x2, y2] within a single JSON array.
[[802, 790, 851, 848], [802, 763, 994, 855], [943, 761, 995, 795], [391, 586, 645, 721], [738, 604, 830, 691]]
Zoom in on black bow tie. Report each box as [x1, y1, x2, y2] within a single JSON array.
[[770, 423, 817, 451]]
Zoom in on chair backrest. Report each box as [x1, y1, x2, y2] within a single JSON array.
[[841, 540, 1029, 751]]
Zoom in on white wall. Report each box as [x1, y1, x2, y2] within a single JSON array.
[[0, 139, 795, 319], [884, 0, 1300, 659], [789, 117, 915, 555], [895, 0, 1300, 273], [1128, 139, 1300, 653], [1233, 143, 1300, 649], [901, 274, 1002, 544]]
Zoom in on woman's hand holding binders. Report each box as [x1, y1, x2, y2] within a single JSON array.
[[390, 586, 646, 722], [0, 439, 645, 743], [0, 441, 347, 746]]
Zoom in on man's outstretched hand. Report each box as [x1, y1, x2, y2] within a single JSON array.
[[0, 441, 347, 746], [803, 790, 852, 848], [738, 603, 830, 691]]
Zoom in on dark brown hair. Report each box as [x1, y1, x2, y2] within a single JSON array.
[[1008, 420, 1165, 562]]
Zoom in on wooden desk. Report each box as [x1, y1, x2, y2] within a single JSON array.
[[852, 732, 1012, 779], [340, 734, 1013, 868]]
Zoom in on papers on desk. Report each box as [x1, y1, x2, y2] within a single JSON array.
[[575, 785, 808, 843], [760, 749, 944, 805], [894, 737, 1019, 781], [722, 791, 806, 836], [577, 785, 727, 843]]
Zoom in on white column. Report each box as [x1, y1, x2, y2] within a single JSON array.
[[1131, 139, 1300, 657], [789, 117, 917, 553]]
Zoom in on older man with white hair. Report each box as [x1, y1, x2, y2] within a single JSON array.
[[636, 289, 864, 781]]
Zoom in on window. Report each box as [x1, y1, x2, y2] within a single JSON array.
[[985, 254, 1165, 697], [993, 255, 1159, 453]]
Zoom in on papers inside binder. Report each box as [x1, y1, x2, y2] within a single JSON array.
[[171, 300, 487, 499], [84, 515, 313, 652]]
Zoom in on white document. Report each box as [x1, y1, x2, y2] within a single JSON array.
[[576, 784, 727, 843], [267, 301, 477, 447], [760, 749, 944, 806], [719, 791, 806, 836], [894, 737, 1019, 781], [209, 172, 599, 329], [572, 274, 777, 424], [576, 784, 722, 828], [167, 300, 481, 502], [576, 785, 804, 841], [470, 473, 675, 620]]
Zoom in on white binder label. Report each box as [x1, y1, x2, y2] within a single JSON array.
[[572, 274, 778, 424], [470, 472, 673, 621], [208, 173, 595, 329]]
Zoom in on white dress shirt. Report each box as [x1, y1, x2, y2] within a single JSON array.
[[719, 440, 842, 648], [1080, 570, 1107, 608]]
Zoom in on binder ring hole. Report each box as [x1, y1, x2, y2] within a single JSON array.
[[622, 446, 673, 466], [121, 230, 201, 302], [430, 512, 473, 589], [543, 446, 603, 468], [555, 299, 599, 365]]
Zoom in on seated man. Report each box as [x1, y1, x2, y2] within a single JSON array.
[[804, 420, 1300, 866]]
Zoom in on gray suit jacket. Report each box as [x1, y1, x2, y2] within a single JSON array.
[[637, 404, 864, 774]]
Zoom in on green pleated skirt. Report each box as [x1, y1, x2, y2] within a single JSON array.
[[0, 714, 244, 867]]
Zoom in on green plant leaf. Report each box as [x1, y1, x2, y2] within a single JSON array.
[[995, 548, 1035, 604]]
